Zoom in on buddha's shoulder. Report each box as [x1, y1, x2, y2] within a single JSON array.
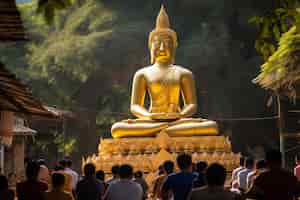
[[173, 65, 193, 75], [134, 66, 152, 76]]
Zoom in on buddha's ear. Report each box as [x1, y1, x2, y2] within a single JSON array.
[[151, 51, 155, 64], [171, 49, 176, 64]]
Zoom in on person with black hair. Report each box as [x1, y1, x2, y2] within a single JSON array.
[[247, 150, 300, 200], [246, 159, 267, 189], [189, 163, 241, 200], [237, 157, 254, 190], [96, 170, 105, 182], [44, 173, 73, 200], [96, 170, 109, 191], [193, 161, 208, 188], [134, 171, 149, 200], [64, 159, 79, 191], [76, 163, 105, 200], [152, 160, 174, 199], [106, 164, 120, 185], [161, 153, 197, 200], [104, 164, 143, 200], [16, 161, 48, 200], [0, 175, 14, 200], [53, 161, 72, 193], [37, 158, 50, 185]]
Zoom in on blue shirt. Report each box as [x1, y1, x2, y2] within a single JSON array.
[[162, 171, 197, 200]]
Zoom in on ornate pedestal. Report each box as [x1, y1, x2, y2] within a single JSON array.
[[83, 132, 240, 174]]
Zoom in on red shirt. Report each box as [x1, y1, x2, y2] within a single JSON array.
[[294, 164, 300, 181], [253, 168, 300, 200]]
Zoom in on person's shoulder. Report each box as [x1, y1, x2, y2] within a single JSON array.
[[166, 172, 178, 180], [191, 172, 198, 178], [38, 180, 48, 189], [295, 165, 300, 170], [71, 169, 78, 176], [16, 181, 25, 187], [131, 181, 143, 195], [280, 169, 298, 180], [131, 180, 143, 189], [247, 171, 256, 177], [62, 191, 74, 199], [95, 178, 105, 187], [190, 186, 209, 198], [76, 178, 86, 186], [237, 168, 247, 175]]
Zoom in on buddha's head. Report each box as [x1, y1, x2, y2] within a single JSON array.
[[149, 5, 177, 65]]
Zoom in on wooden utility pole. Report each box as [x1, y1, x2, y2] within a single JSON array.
[[277, 95, 285, 167]]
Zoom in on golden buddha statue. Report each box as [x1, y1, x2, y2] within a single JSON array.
[[111, 5, 218, 138]]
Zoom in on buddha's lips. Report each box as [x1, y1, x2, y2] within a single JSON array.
[[156, 51, 170, 60]]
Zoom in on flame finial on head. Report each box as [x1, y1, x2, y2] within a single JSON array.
[[156, 5, 170, 30], [149, 5, 178, 47]]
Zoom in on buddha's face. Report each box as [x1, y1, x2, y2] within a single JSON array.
[[151, 34, 175, 64]]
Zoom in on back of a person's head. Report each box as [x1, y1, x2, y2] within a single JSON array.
[[177, 153, 192, 171], [51, 173, 65, 189], [296, 154, 300, 164], [59, 159, 67, 168], [119, 164, 133, 179], [134, 171, 143, 179], [54, 165, 64, 171], [84, 163, 96, 177], [96, 170, 105, 181], [158, 165, 164, 175], [26, 161, 40, 181], [37, 159, 46, 166], [245, 157, 254, 169], [111, 164, 120, 176], [163, 160, 174, 174], [206, 163, 227, 186], [256, 159, 266, 169], [66, 159, 72, 168], [266, 149, 282, 167], [196, 161, 208, 173], [0, 175, 8, 190], [240, 156, 245, 166]]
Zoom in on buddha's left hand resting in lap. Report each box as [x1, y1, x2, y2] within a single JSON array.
[[111, 6, 218, 138]]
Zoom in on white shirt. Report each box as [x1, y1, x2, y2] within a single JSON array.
[[246, 170, 256, 189], [237, 168, 253, 190], [104, 179, 143, 200], [231, 166, 244, 182], [65, 168, 79, 190]]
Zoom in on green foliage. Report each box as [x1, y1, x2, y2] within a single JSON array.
[[37, 0, 72, 24], [249, 0, 300, 60], [96, 84, 130, 136], [7, 0, 114, 108], [254, 26, 300, 98], [53, 131, 77, 155]]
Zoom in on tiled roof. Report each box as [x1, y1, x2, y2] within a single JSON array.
[[0, 63, 55, 117], [0, 0, 27, 41]]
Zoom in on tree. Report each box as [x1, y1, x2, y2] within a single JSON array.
[[252, 1, 300, 98], [249, 0, 300, 60]]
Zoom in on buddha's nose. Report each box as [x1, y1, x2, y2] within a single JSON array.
[[159, 42, 165, 51]]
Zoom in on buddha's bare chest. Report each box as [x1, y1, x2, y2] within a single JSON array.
[[143, 69, 181, 97]]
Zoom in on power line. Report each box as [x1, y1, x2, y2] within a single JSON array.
[[215, 116, 279, 121]]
